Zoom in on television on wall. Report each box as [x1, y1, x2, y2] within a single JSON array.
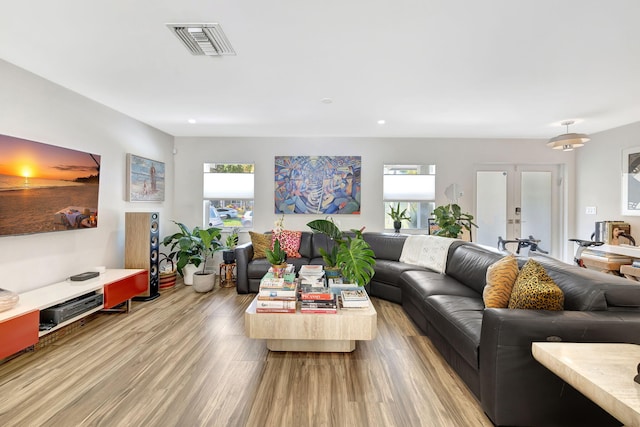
[[0, 133, 101, 237]]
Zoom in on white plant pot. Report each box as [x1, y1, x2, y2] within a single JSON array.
[[192, 272, 215, 293], [182, 263, 199, 285]]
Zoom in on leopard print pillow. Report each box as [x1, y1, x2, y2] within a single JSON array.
[[483, 255, 519, 308], [508, 259, 564, 310], [272, 230, 302, 258]]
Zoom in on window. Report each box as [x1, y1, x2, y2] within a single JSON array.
[[383, 164, 436, 230], [203, 163, 254, 229]]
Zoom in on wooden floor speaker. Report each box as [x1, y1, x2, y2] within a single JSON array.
[[125, 212, 160, 301]]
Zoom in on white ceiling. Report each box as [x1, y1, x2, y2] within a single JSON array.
[[1, 1, 639, 139]]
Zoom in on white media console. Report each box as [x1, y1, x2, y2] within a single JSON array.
[[0, 269, 147, 360]]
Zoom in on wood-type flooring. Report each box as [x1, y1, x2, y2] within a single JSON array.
[[0, 283, 492, 427]]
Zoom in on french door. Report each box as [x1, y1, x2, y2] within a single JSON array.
[[475, 164, 563, 257]]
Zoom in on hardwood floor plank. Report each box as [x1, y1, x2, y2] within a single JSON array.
[[0, 284, 492, 427]]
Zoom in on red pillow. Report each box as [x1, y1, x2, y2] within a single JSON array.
[[271, 230, 302, 258]]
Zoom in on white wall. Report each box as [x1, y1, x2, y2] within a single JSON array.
[[0, 60, 174, 293], [576, 121, 640, 241], [174, 136, 576, 254]]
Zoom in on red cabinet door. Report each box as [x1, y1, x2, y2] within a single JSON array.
[[103, 271, 148, 308], [0, 310, 39, 359]]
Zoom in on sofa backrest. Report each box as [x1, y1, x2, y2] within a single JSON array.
[[363, 232, 408, 261], [445, 242, 505, 295], [309, 233, 338, 259], [529, 253, 640, 311]]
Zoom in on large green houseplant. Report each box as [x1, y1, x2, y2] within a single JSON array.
[[306, 219, 376, 286], [431, 204, 478, 239], [162, 221, 222, 291]]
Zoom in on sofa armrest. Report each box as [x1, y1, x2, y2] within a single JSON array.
[[480, 308, 640, 426], [235, 242, 254, 294]]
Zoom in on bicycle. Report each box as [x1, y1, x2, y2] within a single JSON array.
[[568, 237, 604, 268], [497, 235, 548, 255]]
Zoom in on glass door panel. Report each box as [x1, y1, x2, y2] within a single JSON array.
[[476, 171, 507, 249], [476, 165, 561, 257]]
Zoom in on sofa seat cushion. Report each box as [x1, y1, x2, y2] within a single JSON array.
[[424, 294, 485, 369], [373, 260, 427, 287], [400, 270, 481, 301]]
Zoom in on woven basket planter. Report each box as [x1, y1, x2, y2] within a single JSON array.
[[159, 254, 177, 290]]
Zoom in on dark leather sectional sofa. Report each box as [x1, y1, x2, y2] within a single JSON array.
[[236, 231, 640, 426]]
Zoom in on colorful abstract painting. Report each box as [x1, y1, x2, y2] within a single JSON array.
[[275, 156, 361, 214]]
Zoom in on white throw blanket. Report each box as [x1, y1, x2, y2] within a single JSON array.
[[399, 235, 458, 273]]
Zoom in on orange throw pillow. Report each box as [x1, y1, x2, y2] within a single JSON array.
[[483, 255, 519, 308]]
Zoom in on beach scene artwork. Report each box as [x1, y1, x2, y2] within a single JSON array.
[[0, 134, 100, 237], [126, 154, 165, 202]]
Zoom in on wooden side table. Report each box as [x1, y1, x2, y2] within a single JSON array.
[[219, 262, 237, 288], [580, 253, 632, 275], [620, 264, 640, 281]]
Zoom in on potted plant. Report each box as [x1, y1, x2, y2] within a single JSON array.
[[388, 203, 411, 233], [432, 203, 478, 239], [306, 219, 376, 286], [222, 228, 239, 264], [162, 221, 222, 291], [265, 238, 287, 277]]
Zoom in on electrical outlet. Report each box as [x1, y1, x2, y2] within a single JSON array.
[[585, 206, 597, 215]]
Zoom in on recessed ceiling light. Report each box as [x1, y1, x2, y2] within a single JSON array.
[[188, 119, 197, 124], [377, 119, 386, 125], [321, 98, 333, 104]]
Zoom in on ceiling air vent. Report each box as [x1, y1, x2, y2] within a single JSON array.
[[167, 23, 236, 56]]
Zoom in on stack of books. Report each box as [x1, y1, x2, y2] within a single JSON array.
[[268, 264, 295, 274], [299, 264, 325, 287], [299, 286, 337, 314], [340, 288, 370, 309], [256, 272, 298, 313]]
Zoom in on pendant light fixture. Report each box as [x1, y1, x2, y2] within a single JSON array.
[[547, 120, 590, 151]]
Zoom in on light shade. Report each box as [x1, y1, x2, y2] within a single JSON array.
[[383, 174, 435, 201], [547, 120, 590, 151], [546, 133, 590, 151], [203, 173, 254, 199]]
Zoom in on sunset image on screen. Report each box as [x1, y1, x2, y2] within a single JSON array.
[[0, 133, 101, 236]]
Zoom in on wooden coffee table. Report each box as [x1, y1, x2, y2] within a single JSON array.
[[244, 296, 377, 352], [532, 342, 640, 427]]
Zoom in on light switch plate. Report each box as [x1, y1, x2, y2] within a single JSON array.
[[585, 206, 597, 215]]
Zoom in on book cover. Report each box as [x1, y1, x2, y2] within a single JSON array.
[[299, 265, 323, 273], [300, 308, 337, 314], [339, 296, 369, 308], [299, 290, 335, 301], [300, 301, 337, 309], [258, 289, 298, 298], [341, 289, 368, 301], [256, 307, 297, 313], [256, 300, 297, 309], [257, 295, 297, 301]]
